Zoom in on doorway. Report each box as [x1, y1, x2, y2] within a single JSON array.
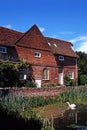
[[58, 68, 63, 85], [35, 79, 41, 88]]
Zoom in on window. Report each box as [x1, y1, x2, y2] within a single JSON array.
[[68, 71, 74, 79], [19, 69, 27, 80], [59, 56, 64, 61], [34, 52, 41, 57], [43, 68, 49, 80], [0, 46, 7, 53], [48, 42, 51, 46], [54, 43, 57, 47]]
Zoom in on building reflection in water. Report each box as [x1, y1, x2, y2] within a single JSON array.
[[53, 107, 87, 130]]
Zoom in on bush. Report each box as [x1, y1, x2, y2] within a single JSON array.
[[59, 86, 87, 104], [0, 61, 18, 87], [80, 75, 87, 85], [24, 81, 36, 88], [0, 61, 34, 88], [64, 75, 74, 86]]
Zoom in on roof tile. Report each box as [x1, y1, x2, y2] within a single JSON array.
[[0, 25, 78, 57], [46, 37, 78, 57], [0, 26, 22, 46], [16, 24, 51, 51]]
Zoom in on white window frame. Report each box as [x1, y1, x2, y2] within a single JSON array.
[[54, 43, 57, 47], [59, 56, 64, 61], [68, 71, 74, 79], [48, 42, 51, 46], [43, 68, 49, 80], [34, 52, 41, 58], [0, 46, 7, 53]]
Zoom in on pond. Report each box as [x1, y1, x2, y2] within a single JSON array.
[[0, 103, 87, 130], [53, 105, 87, 130]]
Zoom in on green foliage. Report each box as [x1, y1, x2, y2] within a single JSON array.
[[0, 95, 33, 119], [0, 61, 34, 87], [1, 86, 87, 115], [76, 51, 87, 85], [24, 80, 36, 87], [0, 61, 14, 70], [0, 94, 54, 112], [79, 75, 87, 85], [0, 86, 87, 129], [0, 61, 18, 87], [16, 61, 30, 70], [1, 86, 87, 117], [64, 75, 74, 86], [41, 84, 56, 88], [57, 86, 87, 104], [76, 51, 87, 75], [64, 75, 71, 86]]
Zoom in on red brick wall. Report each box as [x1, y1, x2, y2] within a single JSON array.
[[16, 46, 57, 66], [15, 46, 77, 86], [55, 55, 77, 83], [32, 65, 58, 85], [4, 87, 67, 97], [16, 46, 59, 85]]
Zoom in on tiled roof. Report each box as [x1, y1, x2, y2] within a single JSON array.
[[16, 25, 51, 51], [46, 37, 78, 57], [0, 26, 23, 46], [0, 24, 78, 57]]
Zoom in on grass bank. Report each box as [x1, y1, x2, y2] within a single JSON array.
[[1, 86, 87, 118], [0, 86, 87, 129]]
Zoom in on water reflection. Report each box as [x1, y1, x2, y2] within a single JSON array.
[[54, 105, 87, 130]]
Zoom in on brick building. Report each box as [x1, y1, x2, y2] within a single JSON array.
[[0, 24, 78, 87]]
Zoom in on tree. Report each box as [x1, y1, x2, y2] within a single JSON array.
[[0, 61, 18, 87], [76, 51, 87, 75], [0, 61, 34, 87], [76, 51, 87, 85]]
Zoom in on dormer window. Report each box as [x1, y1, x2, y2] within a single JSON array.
[[48, 42, 51, 46], [59, 56, 64, 61], [0, 46, 7, 53], [34, 52, 41, 58], [54, 43, 57, 47]]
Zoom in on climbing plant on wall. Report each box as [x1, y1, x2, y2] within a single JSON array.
[[0, 61, 33, 87]]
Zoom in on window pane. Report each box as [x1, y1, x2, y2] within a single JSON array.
[[43, 68, 49, 80], [34, 52, 41, 57], [59, 56, 64, 61], [0, 46, 7, 53], [68, 71, 74, 79]]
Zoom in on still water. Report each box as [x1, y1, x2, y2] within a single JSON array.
[[53, 105, 87, 130]]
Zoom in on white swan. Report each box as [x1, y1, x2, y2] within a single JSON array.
[[66, 102, 76, 110]]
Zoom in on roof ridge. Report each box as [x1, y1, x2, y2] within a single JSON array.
[[15, 24, 51, 51], [45, 36, 72, 45], [0, 26, 22, 34], [15, 24, 44, 45]]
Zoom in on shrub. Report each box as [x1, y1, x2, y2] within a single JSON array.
[[64, 75, 74, 86], [80, 75, 87, 85], [16, 61, 30, 70], [57, 86, 87, 104], [24, 81, 36, 88], [0, 61, 34, 88], [0, 61, 18, 87]]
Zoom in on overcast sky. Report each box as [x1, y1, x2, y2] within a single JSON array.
[[0, 0, 87, 53]]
